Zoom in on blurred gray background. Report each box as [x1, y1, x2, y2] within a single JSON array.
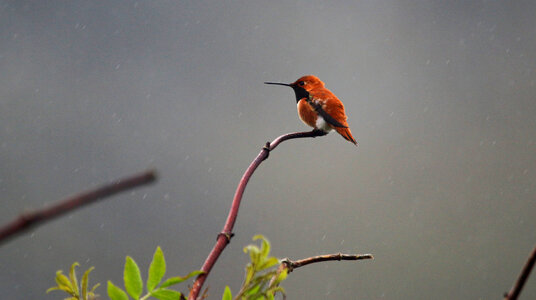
[[1, 1, 535, 299]]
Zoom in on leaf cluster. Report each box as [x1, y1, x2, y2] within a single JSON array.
[[107, 246, 203, 300], [49, 237, 287, 300], [223, 235, 287, 300], [47, 262, 99, 300], [48, 247, 202, 300]]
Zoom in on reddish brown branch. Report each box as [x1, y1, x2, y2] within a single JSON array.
[[0, 169, 157, 245], [188, 130, 326, 299], [504, 243, 536, 300]]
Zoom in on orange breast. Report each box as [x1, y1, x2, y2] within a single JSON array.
[[297, 99, 318, 128]]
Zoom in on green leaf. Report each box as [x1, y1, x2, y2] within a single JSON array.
[[124, 256, 143, 299], [271, 269, 288, 286], [69, 262, 80, 296], [159, 270, 204, 288], [244, 283, 261, 296], [147, 246, 166, 292], [222, 286, 232, 300], [258, 257, 279, 271], [244, 244, 261, 266], [253, 235, 271, 261], [267, 286, 286, 299], [150, 288, 182, 300], [81, 266, 94, 300], [45, 286, 61, 293], [55, 270, 75, 295], [107, 281, 129, 300], [90, 283, 100, 293]]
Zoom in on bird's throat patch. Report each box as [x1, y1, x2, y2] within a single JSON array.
[[291, 86, 309, 103]]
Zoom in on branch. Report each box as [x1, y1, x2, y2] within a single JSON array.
[[268, 253, 374, 293], [504, 243, 536, 300], [280, 253, 374, 272], [0, 169, 157, 245], [188, 130, 326, 299]]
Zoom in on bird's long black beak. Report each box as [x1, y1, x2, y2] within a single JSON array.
[[264, 81, 292, 87]]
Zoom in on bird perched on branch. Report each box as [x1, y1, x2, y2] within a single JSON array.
[[265, 75, 357, 145]]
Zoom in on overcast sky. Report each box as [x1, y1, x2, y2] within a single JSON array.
[[1, 1, 536, 299]]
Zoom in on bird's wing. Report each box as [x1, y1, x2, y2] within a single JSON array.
[[305, 95, 348, 128]]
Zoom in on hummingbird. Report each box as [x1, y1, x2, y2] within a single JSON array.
[[265, 75, 357, 145]]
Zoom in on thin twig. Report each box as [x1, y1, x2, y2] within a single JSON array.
[[0, 169, 157, 245], [188, 130, 326, 299], [282, 253, 374, 272], [504, 243, 536, 300], [268, 253, 374, 290]]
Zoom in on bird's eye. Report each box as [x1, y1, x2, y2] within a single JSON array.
[[298, 81, 305, 86]]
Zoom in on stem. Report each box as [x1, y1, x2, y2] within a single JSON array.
[[504, 243, 536, 300], [281, 253, 374, 271], [0, 170, 157, 245], [188, 130, 325, 299], [268, 253, 374, 288]]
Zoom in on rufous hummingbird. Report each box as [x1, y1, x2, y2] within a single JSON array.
[[265, 75, 357, 145]]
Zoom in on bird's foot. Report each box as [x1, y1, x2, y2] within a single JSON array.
[[311, 128, 328, 136]]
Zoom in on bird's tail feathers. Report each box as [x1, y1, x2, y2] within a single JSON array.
[[335, 127, 357, 146]]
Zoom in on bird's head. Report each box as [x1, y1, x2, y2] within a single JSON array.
[[264, 75, 324, 103]]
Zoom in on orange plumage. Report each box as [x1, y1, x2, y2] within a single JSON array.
[[265, 75, 357, 145]]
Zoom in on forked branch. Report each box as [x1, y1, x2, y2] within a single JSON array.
[[188, 130, 326, 299]]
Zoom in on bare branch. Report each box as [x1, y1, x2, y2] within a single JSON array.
[[281, 253, 374, 272], [188, 130, 326, 299], [268, 253, 373, 290], [0, 169, 157, 245], [504, 244, 536, 300]]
